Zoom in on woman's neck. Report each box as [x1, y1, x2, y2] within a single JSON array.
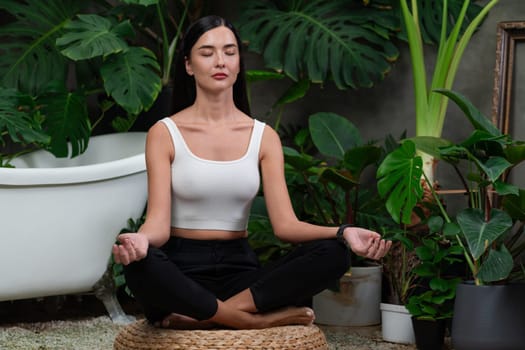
[[191, 90, 238, 123]]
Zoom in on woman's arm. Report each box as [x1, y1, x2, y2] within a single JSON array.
[[259, 125, 391, 259], [113, 122, 173, 265], [138, 122, 174, 246]]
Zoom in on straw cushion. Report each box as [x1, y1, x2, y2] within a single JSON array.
[[114, 319, 329, 350]]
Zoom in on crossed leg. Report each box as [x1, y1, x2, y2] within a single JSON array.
[[159, 289, 315, 329]]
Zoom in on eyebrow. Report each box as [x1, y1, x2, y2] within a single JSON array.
[[197, 43, 238, 50]]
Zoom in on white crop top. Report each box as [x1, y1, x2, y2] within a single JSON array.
[[160, 117, 265, 231]]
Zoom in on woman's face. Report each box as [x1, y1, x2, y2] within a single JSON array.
[[185, 26, 240, 92]]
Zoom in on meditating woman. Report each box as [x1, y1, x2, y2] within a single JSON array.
[[112, 15, 391, 330]]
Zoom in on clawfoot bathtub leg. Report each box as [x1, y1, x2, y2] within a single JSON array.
[[92, 266, 136, 325]]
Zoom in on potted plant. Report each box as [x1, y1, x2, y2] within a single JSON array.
[[404, 216, 463, 350], [377, 89, 525, 350], [399, 0, 499, 186], [281, 112, 396, 327], [375, 0, 499, 342]]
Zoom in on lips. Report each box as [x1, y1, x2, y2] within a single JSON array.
[[212, 73, 228, 79]]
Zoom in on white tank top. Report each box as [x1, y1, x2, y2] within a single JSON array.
[[160, 117, 265, 231]]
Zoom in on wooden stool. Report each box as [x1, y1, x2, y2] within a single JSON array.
[[114, 319, 329, 350]]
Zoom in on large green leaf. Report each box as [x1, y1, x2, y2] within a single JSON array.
[[309, 112, 362, 160], [317, 167, 359, 190], [502, 190, 525, 221], [38, 91, 90, 158], [236, 0, 399, 89], [477, 245, 514, 282], [57, 14, 134, 60], [100, 47, 161, 115], [245, 69, 285, 83], [377, 140, 424, 224], [505, 143, 525, 166], [275, 79, 310, 107], [0, 88, 49, 146], [434, 89, 502, 136], [0, 0, 84, 95], [283, 146, 321, 172], [456, 208, 512, 260], [343, 145, 382, 176], [477, 156, 512, 183], [406, 136, 453, 160]]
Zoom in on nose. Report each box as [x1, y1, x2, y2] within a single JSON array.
[[216, 52, 225, 68]]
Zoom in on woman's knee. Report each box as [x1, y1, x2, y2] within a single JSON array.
[[308, 239, 351, 276], [122, 247, 166, 287], [320, 239, 351, 276]]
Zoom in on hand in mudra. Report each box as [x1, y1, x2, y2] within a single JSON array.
[[112, 233, 149, 265], [344, 227, 392, 260]]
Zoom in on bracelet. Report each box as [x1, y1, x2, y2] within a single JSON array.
[[336, 224, 353, 244]]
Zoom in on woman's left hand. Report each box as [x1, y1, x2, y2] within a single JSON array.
[[343, 227, 392, 260]]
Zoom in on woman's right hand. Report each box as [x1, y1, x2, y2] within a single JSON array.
[[112, 233, 149, 265]]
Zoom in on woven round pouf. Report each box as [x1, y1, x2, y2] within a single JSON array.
[[114, 319, 329, 350]]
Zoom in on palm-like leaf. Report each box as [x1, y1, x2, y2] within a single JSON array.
[[101, 47, 161, 115], [38, 91, 90, 158], [0, 0, 84, 95], [57, 14, 135, 61], [236, 0, 399, 89]]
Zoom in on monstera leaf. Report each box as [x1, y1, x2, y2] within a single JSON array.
[[101, 47, 161, 115], [57, 14, 135, 60], [37, 90, 90, 158], [236, 0, 399, 89], [0, 0, 84, 95], [377, 140, 424, 224]]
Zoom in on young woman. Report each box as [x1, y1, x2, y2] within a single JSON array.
[[112, 15, 391, 330]]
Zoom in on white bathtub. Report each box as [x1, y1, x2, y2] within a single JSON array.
[[0, 132, 148, 323]]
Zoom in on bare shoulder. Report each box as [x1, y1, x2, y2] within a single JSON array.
[[260, 123, 283, 159], [260, 123, 281, 144], [146, 120, 173, 158], [147, 119, 170, 140]]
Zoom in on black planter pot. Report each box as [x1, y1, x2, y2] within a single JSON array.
[[411, 317, 447, 350], [451, 282, 525, 350]]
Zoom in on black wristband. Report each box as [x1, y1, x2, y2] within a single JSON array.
[[336, 224, 353, 243]]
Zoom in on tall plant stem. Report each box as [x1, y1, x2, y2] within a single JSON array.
[[422, 171, 477, 281]]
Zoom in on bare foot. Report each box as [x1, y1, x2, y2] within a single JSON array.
[[157, 313, 217, 330], [254, 307, 315, 328]]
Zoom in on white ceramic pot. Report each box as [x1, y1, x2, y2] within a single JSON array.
[[313, 265, 382, 326], [380, 302, 415, 344]]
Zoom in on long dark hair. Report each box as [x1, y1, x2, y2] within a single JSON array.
[[172, 15, 251, 115]]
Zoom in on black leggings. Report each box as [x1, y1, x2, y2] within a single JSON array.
[[123, 236, 351, 323]]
